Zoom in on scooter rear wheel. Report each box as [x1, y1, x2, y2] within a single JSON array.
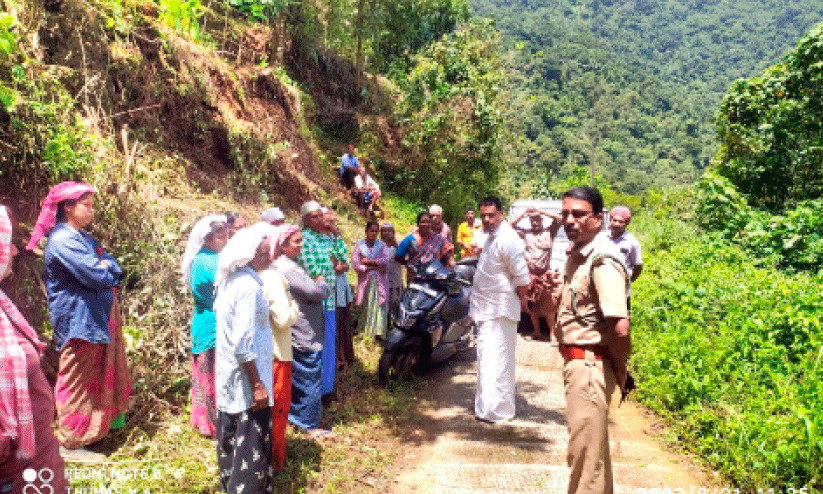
[[378, 337, 421, 386]]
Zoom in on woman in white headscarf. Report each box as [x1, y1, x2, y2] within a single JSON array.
[[213, 223, 275, 494], [180, 214, 228, 437]]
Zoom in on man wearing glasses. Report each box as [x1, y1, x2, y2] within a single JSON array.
[[555, 186, 630, 494]]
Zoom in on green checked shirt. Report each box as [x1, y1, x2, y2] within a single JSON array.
[[332, 235, 349, 269], [299, 228, 337, 310]]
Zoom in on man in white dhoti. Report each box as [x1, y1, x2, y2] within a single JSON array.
[[470, 196, 530, 423]]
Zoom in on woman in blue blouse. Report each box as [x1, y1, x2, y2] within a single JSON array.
[[26, 181, 131, 456], [181, 214, 228, 437]]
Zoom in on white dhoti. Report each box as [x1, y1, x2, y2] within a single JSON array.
[[474, 316, 518, 421]]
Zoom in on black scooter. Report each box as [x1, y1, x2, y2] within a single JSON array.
[[378, 258, 477, 385]]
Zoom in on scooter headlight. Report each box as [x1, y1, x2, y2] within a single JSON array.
[[394, 306, 418, 329]]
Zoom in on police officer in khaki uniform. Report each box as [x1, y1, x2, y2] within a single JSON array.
[[554, 186, 630, 494]]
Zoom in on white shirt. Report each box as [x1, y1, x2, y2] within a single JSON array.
[[469, 222, 530, 323], [215, 267, 274, 413], [603, 231, 642, 277], [470, 229, 488, 253], [603, 230, 642, 296], [259, 267, 301, 361], [353, 174, 380, 193]]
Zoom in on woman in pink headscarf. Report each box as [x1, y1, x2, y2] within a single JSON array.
[[28, 182, 131, 458], [0, 205, 68, 493]]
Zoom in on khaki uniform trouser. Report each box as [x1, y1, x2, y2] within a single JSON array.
[[563, 353, 616, 494]]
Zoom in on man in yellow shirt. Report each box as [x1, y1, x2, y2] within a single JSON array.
[[456, 208, 480, 258]]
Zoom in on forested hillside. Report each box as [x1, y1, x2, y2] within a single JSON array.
[[474, 0, 823, 194]]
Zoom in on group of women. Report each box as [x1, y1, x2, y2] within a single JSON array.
[[0, 181, 454, 494], [351, 212, 454, 342], [180, 207, 424, 492]]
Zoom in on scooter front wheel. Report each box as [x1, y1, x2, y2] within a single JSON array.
[[378, 337, 421, 386]]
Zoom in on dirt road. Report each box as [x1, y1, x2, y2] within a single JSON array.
[[390, 336, 715, 494]]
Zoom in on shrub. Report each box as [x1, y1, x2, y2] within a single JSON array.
[[228, 0, 290, 22], [632, 212, 823, 489], [693, 170, 752, 238], [159, 0, 203, 40], [715, 22, 823, 212], [736, 199, 823, 273], [387, 18, 504, 223]]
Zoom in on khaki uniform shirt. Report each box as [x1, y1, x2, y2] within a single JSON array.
[[555, 234, 628, 346]]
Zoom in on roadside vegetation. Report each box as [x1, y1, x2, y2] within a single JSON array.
[[629, 25, 823, 490], [631, 199, 823, 490]]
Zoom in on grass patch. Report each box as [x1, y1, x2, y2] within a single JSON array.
[[630, 210, 823, 491], [68, 333, 430, 493], [377, 192, 422, 239]]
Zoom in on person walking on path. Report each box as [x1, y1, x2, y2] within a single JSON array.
[[28, 182, 131, 459], [274, 225, 333, 437], [470, 196, 530, 423], [510, 207, 562, 341], [340, 144, 360, 190], [0, 205, 68, 494], [555, 186, 630, 494], [456, 208, 481, 259], [213, 223, 276, 494], [298, 202, 338, 400], [380, 222, 404, 333], [181, 214, 229, 438], [605, 206, 642, 311], [353, 221, 390, 339], [259, 223, 302, 470]]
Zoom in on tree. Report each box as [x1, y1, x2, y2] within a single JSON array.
[[715, 22, 823, 211], [387, 18, 503, 220]]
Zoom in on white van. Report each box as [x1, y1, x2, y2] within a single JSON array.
[[508, 199, 609, 272]]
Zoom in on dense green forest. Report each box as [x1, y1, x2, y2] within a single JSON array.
[[473, 0, 823, 194]]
